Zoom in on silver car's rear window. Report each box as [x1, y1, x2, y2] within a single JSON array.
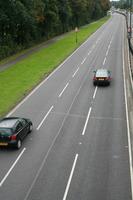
[[96, 70, 108, 77]]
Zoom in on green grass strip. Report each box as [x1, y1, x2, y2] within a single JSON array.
[[0, 16, 109, 117]]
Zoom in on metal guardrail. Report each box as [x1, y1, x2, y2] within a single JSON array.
[[115, 10, 133, 54], [129, 40, 133, 54], [118, 10, 133, 84]]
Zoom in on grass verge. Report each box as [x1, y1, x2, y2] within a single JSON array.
[[0, 16, 110, 117]]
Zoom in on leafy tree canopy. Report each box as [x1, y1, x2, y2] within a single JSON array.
[[0, 0, 110, 59]]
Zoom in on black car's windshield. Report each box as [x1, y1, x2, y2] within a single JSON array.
[[0, 128, 12, 136]]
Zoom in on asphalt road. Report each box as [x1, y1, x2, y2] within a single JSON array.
[[0, 14, 132, 200]]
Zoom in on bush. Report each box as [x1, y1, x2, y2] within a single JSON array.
[[0, 46, 12, 60]]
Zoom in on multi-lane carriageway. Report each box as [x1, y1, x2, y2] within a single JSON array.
[[0, 14, 132, 200]]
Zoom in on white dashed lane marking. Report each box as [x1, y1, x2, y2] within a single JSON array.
[[37, 106, 54, 130], [72, 67, 79, 78], [59, 83, 69, 98]]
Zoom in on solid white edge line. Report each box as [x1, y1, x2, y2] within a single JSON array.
[[82, 107, 92, 136], [93, 87, 98, 99], [6, 20, 109, 117], [0, 148, 26, 187], [63, 154, 79, 200], [59, 83, 69, 97], [37, 106, 54, 130], [122, 28, 133, 199]]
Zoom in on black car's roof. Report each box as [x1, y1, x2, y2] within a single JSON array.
[[0, 117, 20, 128]]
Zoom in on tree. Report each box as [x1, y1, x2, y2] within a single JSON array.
[[42, 0, 60, 38], [33, 0, 45, 24], [100, 0, 110, 13], [69, 0, 88, 27], [57, 0, 72, 32], [0, 0, 110, 59]]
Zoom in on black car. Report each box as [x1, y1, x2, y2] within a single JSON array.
[[0, 117, 33, 149], [93, 69, 111, 86]]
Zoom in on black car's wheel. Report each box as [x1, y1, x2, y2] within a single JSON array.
[[29, 124, 33, 133], [16, 139, 22, 149], [93, 82, 96, 86]]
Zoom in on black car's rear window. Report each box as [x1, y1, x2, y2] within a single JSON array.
[[0, 119, 18, 128], [0, 128, 12, 136]]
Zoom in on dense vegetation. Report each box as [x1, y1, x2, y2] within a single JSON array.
[[111, 0, 131, 9], [0, 0, 110, 60]]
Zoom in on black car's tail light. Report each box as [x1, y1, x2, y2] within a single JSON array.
[[10, 135, 17, 140]]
